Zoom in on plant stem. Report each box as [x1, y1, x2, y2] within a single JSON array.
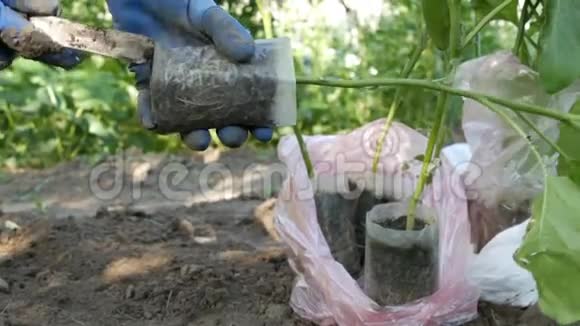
[[513, 0, 531, 55], [372, 33, 427, 174], [407, 0, 460, 231], [256, 0, 273, 39], [514, 111, 572, 161], [407, 92, 448, 230], [293, 126, 315, 178], [462, 0, 514, 50], [295, 77, 580, 126], [257, 0, 314, 178], [447, 0, 461, 61], [524, 34, 539, 51], [372, 97, 399, 174]]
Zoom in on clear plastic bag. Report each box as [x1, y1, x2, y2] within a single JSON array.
[[149, 38, 297, 134], [454, 51, 578, 251], [455, 52, 580, 307], [274, 119, 479, 325]]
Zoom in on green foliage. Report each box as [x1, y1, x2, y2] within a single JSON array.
[[557, 101, 580, 184], [422, 0, 450, 50], [0, 57, 182, 168], [472, 0, 518, 23], [515, 176, 580, 325], [0, 0, 514, 168], [538, 0, 580, 93]]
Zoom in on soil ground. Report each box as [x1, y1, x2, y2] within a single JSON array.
[[0, 148, 311, 326], [0, 148, 565, 325]]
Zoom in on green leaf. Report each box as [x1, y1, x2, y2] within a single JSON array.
[[515, 176, 580, 325], [557, 101, 580, 185], [472, 0, 518, 24], [85, 114, 109, 137], [565, 160, 580, 186], [422, 0, 450, 50], [538, 1, 580, 93]]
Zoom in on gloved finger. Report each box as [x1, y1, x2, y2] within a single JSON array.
[[199, 6, 255, 63], [181, 129, 211, 151], [0, 1, 30, 31], [128, 62, 156, 129], [32, 48, 84, 69], [1, 0, 59, 15], [0, 43, 15, 69], [217, 126, 248, 148], [0, 2, 30, 69], [137, 89, 156, 130], [128, 62, 151, 89], [250, 127, 274, 143]]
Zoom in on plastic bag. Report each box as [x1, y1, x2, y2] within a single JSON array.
[[445, 141, 538, 307], [453, 52, 580, 307], [455, 51, 557, 206], [467, 219, 538, 307], [274, 119, 479, 325], [454, 51, 580, 251], [454, 51, 556, 251]]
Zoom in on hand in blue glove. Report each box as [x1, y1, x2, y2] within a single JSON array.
[[107, 0, 274, 151], [0, 0, 83, 70]]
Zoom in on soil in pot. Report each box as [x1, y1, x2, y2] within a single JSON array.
[[314, 179, 361, 276], [364, 202, 437, 306], [149, 39, 296, 134]]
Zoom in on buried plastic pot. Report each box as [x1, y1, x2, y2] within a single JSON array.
[[353, 188, 390, 266], [364, 201, 438, 306], [313, 175, 362, 276]]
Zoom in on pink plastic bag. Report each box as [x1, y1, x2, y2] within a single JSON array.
[[274, 119, 479, 325]]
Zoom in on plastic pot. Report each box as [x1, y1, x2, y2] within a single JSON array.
[[364, 201, 438, 306]]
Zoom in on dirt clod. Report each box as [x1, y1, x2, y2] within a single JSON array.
[[125, 284, 136, 299], [0, 25, 62, 58], [175, 218, 195, 238], [0, 276, 9, 293]]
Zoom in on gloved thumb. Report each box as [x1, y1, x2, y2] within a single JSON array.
[[2, 0, 59, 15], [200, 6, 255, 63]]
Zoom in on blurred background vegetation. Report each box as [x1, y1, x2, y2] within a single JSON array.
[[0, 0, 516, 169]]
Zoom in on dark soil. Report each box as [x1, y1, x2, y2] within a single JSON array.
[[464, 302, 580, 326], [0, 203, 315, 326], [149, 45, 278, 134], [364, 236, 435, 306], [376, 215, 427, 231], [364, 213, 435, 306], [314, 188, 361, 277], [0, 149, 313, 326]]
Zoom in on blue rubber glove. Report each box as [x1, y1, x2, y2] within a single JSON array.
[[0, 0, 83, 70], [107, 0, 274, 151]]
